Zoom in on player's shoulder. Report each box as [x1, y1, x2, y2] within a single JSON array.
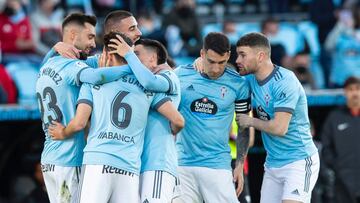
[[174, 64, 197, 76], [223, 67, 248, 86], [159, 69, 180, 82], [273, 65, 297, 82], [224, 67, 245, 80], [270, 66, 301, 94]]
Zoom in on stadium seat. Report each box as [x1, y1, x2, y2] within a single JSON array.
[[235, 22, 261, 36], [201, 23, 222, 38], [5, 62, 38, 105]]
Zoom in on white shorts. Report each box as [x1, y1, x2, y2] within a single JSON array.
[[79, 165, 139, 203], [41, 164, 82, 203], [140, 170, 177, 203], [177, 166, 239, 203], [260, 153, 320, 203]]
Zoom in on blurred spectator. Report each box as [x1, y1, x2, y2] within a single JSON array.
[[137, 9, 166, 46], [0, 0, 41, 64], [325, 4, 360, 87], [311, 120, 335, 203], [60, 0, 92, 14], [162, 0, 202, 57], [260, 17, 291, 67], [91, 0, 124, 19], [21, 162, 49, 203], [0, 64, 17, 103], [30, 0, 64, 56], [310, 0, 343, 88], [223, 20, 238, 45], [223, 20, 239, 67], [291, 51, 316, 91], [321, 76, 360, 203]]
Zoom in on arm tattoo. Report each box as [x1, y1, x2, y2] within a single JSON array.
[[236, 127, 250, 164]]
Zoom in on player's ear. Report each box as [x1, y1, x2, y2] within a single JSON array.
[[200, 49, 205, 59], [106, 53, 115, 66], [151, 52, 158, 66], [258, 51, 266, 63]]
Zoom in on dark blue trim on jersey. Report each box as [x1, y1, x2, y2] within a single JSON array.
[[159, 72, 173, 94], [274, 107, 294, 114], [258, 65, 279, 86], [77, 99, 93, 108], [76, 67, 91, 86], [154, 97, 172, 110]]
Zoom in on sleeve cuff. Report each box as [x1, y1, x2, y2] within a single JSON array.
[[76, 67, 91, 86], [77, 99, 93, 108], [159, 72, 173, 94], [154, 97, 172, 110], [274, 107, 294, 114]]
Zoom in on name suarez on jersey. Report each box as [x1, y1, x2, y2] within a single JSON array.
[[97, 131, 135, 144], [40, 67, 63, 85]]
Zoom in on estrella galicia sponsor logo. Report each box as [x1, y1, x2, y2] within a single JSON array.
[[98, 131, 135, 144], [257, 106, 270, 121], [102, 165, 134, 177], [190, 97, 218, 118]]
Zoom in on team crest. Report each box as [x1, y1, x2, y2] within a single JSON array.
[[220, 86, 227, 98], [264, 94, 270, 106]]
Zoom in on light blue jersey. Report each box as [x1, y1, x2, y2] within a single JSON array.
[[175, 64, 251, 170], [78, 74, 170, 175], [330, 31, 360, 86], [36, 56, 89, 166], [247, 65, 317, 168], [141, 69, 181, 176]]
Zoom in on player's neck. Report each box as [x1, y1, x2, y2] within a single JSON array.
[[255, 61, 274, 81]]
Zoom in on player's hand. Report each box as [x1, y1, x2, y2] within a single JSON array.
[[98, 48, 107, 68], [193, 57, 204, 73], [108, 34, 134, 57], [236, 113, 253, 128], [54, 42, 80, 59], [233, 162, 244, 196], [48, 121, 66, 140], [153, 63, 172, 73]]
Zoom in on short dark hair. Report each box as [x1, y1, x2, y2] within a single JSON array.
[[236, 32, 271, 53], [103, 32, 133, 63], [135, 39, 168, 65], [62, 13, 97, 30], [104, 10, 133, 34], [203, 32, 230, 55], [344, 76, 360, 88]]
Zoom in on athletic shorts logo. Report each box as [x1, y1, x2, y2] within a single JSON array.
[[41, 164, 55, 173], [190, 97, 218, 117], [102, 165, 135, 177], [257, 106, 270, 121], [291, 189, 300, 196]]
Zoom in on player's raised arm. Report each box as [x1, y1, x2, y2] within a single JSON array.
[[108, 35, 174, 93]]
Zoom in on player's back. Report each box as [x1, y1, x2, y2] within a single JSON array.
[[141, 69, 181, 176], [174, 64, 250, 170], [80, 74, 167, 175], [36, 56, 88, 167], [247, 65, 317, 168]]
